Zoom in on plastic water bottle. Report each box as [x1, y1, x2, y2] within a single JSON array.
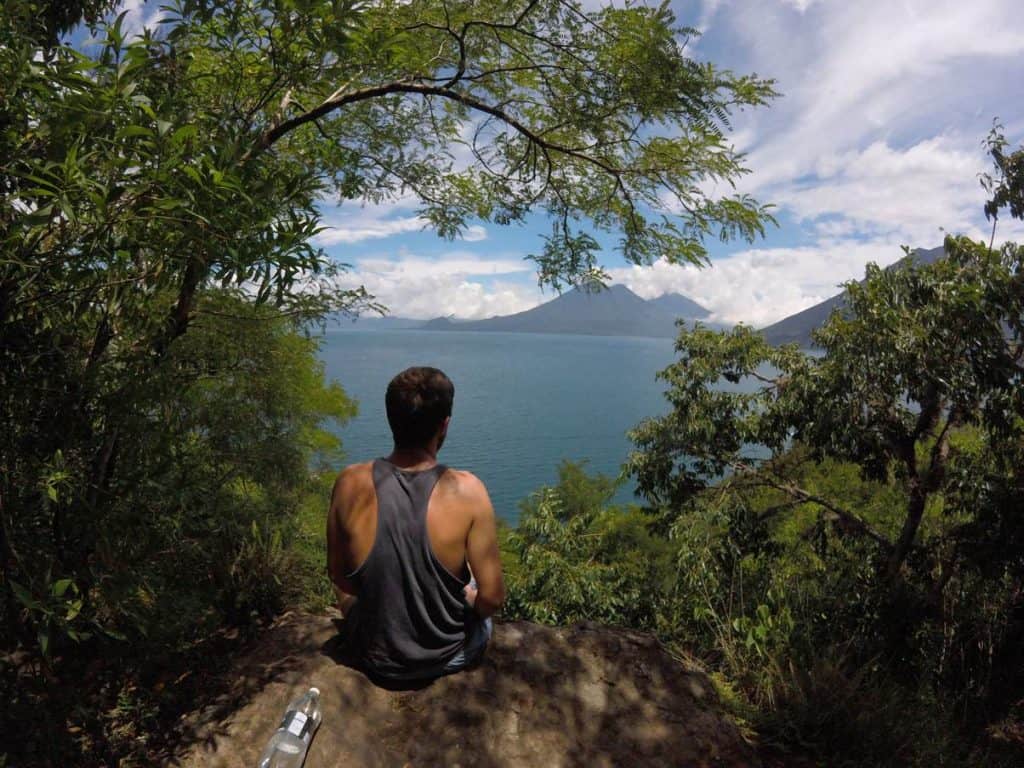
[[257, 687, 322, 768]]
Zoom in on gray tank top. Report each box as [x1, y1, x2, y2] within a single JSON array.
[[344, 458, 473, 679]]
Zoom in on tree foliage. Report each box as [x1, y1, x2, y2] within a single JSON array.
[[628, 233, 1023, 585], [2, 293, 354, 650], [506, 148, 1024, 758], [504, 461, 675, 632], [982, 122, 1024, 227], [0, 0, 776, 662], [0, 291, 355, 763], [616, 131, 1024, 763], [218, 0, 778, 285]]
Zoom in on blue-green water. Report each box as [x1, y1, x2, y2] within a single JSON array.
[[318, 330, 679, 524]]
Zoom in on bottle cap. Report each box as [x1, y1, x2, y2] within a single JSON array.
[[310, 687, 320, 696]]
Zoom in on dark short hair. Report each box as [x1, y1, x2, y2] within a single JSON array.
[[385, 367, 454, 449]]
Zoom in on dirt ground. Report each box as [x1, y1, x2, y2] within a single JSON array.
[[172, 612, 761, 768]]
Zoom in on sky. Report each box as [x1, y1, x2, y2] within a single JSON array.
[[119, 0, 1024, 327]]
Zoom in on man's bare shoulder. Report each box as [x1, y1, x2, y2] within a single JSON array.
[[334, 460, 374, 483], [332, 462, 375, 506], [440, 468, 492, 504]]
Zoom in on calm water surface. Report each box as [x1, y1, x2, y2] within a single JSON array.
[[318, 330, 679, 523]]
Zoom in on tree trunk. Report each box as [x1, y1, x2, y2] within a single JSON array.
[[887, 405, 953, 581], [888, 478, 927, 579], [155, 253, 207, 358]]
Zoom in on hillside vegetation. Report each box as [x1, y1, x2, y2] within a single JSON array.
[[3, 0, 775, 763], [3, 1, 1023, 765], [504, 228, 1024, 766]]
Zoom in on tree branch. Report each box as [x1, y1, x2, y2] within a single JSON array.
[[243, 80, 622, 179], [732, 461, 894, 551], [886, 396, 946, 578], [922, 407, 956, 493]]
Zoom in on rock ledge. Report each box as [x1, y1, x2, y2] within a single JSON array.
[[177, 612, 759, 767]]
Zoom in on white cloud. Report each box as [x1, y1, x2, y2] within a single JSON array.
[[335, 253, 543, 319], [781, 0, 820, 12], [116, 0, 166, 38], [728, 0, 1024, 193], [682, 0, 1024, 299], [356, 253, 530, 279], [993, 219, 1024, 244], [461, 225, 488, 242], [776, 136, 987, 245], [608, 239, 911, 327], [316, 215, 427, 245], [315, 195, 488, 245], [694, 0, 725, 34]]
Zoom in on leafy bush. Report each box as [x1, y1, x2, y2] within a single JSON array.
[[504, 461, 675, 632], [0, 297, 355, 764], [503, 225, 1024, 764]]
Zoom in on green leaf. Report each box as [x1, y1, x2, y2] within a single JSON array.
[[10, 581, 41, 611], [65, 600, 83, 622], [170, 125, 198, 146], [115, 125, 154, 140]]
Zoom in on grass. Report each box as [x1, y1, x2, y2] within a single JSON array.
[[288, 471, 337, 612]]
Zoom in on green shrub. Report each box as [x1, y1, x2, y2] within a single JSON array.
[[503, 461, 675, 632]]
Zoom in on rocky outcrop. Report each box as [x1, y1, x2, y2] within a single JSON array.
[[175, 612, 760, 767]]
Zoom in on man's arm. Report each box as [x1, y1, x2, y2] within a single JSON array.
[[326, 470, 357, 597], [462, 475, 506, 619]]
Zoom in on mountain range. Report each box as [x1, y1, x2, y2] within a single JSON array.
[[757, 245, 945, 347], [420, 284, 713, 338], [335, 245, 946, 346]]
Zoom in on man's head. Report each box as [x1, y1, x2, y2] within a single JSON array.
[[385, 367, 455, 452]]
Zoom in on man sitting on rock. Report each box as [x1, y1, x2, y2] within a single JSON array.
[[327, 366, 505, 682]]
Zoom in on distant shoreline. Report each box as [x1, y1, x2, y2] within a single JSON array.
[[324, 324, 686, 342]]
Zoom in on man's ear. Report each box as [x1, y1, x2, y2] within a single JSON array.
[[440, 416, 451, 436]]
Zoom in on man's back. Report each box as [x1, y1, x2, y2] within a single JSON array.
[[327, 456, 505, 680], [328, 459, 484, 584]]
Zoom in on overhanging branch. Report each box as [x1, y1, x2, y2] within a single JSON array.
[[731, 460, 894, 552], [243, 80, 623, 180]]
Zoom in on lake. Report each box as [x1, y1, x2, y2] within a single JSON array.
[[318, 330, 682, 524]]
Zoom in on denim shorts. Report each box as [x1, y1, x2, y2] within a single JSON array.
[[442, 614, 493, 674]]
